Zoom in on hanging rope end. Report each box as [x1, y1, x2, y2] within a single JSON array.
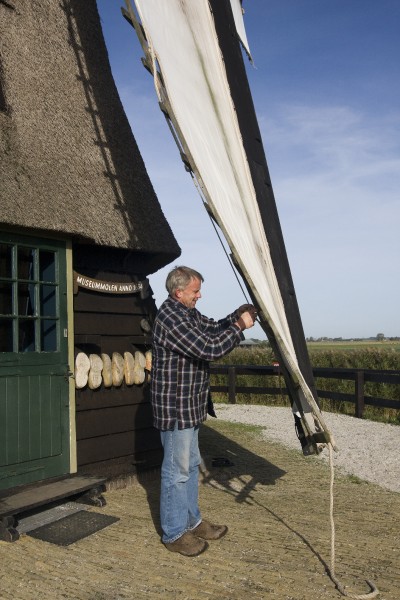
[[364, 579, 380, 599], [329, 572, 379, 598]]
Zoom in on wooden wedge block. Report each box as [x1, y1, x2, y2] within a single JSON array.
[[135, 351, 146, 368], [140, 317, 152, 333], [75, 352, 90, 389], [133, 351, 145, 385], [145, 350, 152, 371], [144, 350, 152, 381], [112, 352, 124, 387], [88, 354, 103, 390], [124, 351, 135, 386], [101, 353, 112, 388]]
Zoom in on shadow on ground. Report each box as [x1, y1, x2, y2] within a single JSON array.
[[136, 419, 286, 537]]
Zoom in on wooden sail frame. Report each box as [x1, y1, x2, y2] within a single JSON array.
[[122, 0, 336, 454]]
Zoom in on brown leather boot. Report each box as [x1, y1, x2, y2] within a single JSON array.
[[192, 520, 228, 540], [164, 531, 208, 557]]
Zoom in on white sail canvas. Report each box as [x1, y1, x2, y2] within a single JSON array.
[[128, 0, 336, 452]]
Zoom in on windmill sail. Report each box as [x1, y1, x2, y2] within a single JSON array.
[[123, 0, 336, 454]]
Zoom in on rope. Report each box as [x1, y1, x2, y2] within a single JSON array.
[[200, 189, 251, 305], [327, 443, 379, 599]]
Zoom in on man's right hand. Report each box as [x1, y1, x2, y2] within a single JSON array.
[[235, 311, 255, 331]]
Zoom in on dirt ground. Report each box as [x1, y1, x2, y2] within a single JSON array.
[[1, 419, 399, 600]]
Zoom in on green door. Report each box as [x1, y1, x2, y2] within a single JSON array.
[[0, 234, 70, 491]]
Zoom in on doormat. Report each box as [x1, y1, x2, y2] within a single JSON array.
[[27, 510, 119, 546], [17, 501, 87, 535]]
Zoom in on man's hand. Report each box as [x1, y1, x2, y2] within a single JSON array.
[[236, 304, 257, 320], [235, 310, 255, 331]]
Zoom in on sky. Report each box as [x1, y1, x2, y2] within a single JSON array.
[[96, 0, 400, 340]]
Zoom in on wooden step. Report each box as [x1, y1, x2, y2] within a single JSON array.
[[0, 475, 107, 542]]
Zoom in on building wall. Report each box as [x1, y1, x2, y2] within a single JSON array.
[[0, 0, 178, 491], [73, 245, 161, 478]]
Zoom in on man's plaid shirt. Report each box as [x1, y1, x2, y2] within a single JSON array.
[[151, 296, 244, 430]]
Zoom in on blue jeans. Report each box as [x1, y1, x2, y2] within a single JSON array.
[[159, 424, 202, 543]]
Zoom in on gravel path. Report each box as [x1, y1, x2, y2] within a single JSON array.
[[215, 403, 400, 493]]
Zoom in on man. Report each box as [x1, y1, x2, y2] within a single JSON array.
[[151, 265, 256, 557]]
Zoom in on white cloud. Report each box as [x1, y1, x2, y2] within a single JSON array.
[[255, 102, 400, 337]]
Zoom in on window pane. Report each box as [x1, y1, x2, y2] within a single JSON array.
[[0, 243, 12, 278], [0, 281, 13, 315], [18, 282, 35, 316], [39, 250, 56, 282], [40, 284, 57, 317], [0, 318, 13, 352], [18, 247, 35, 280], [41, 319, 57, 352], [19, 319, 36, 352]]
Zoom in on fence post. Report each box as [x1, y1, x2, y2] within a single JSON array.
[[355, 370, 365, 418], [228, 366, 236, 404]]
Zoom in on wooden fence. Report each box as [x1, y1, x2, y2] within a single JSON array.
[[209, 364, 400, 419]]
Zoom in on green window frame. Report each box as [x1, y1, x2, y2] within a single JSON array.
[[0, 239, 61, 353]]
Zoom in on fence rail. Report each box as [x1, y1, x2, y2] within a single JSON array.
[[209, 364, 400, 418]]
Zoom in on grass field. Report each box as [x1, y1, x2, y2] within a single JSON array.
[[306, 340, 400, 352], [213, 341, 400, 424]]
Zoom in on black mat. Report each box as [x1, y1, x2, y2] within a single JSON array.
[[27, 511, 119, 546]]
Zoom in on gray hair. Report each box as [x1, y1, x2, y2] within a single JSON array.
[[166, 266, 204, 296]]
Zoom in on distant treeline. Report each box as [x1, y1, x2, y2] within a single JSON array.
[[219, 345, 400, 370]]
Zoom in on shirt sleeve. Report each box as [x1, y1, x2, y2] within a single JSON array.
[[155, 304, 243, 361], [196, 310, 238, 334]]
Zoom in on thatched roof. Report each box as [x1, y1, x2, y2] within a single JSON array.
[[0, 0, 180, 271]]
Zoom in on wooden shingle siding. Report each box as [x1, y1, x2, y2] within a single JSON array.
[[73, 246, 160, 477], [74, 313, 146, 338], [77, 428, 161, 467], [75, 383, 145, 412], [76, 404, 153, 440]]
